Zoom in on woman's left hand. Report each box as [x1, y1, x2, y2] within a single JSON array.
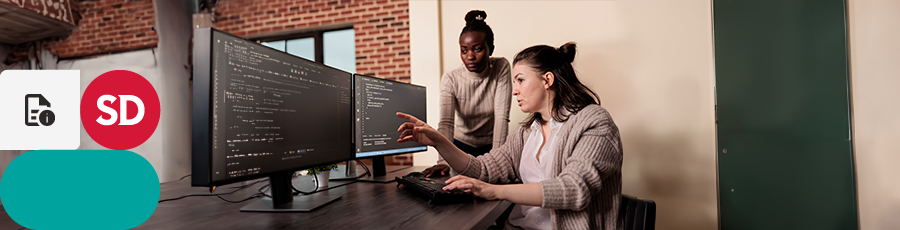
[[443, 175, 500, 200]]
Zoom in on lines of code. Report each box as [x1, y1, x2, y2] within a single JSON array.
[[354, 75, 427, 158], [210, 32, 352, 181]]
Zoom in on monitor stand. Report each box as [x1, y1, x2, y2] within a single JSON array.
[[356, 156, 418, 183], [240, 173, 343, 212], [329, 161, 365, 181]]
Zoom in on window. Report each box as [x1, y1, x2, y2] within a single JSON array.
[[259, 28, 356, 73]]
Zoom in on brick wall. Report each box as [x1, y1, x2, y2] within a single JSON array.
[[3, 0, 157, 63], [51, 0, 158, 59], [213, 0, 410, 83]]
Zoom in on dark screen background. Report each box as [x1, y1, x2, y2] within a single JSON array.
[[354, 75, 426, 157], [210, 31, 352, 182]]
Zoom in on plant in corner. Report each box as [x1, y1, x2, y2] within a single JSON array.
[[304, 163, 338, 188], [305, 163, 338, 176]]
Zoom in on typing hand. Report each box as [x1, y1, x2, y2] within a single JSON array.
[[444, 175, 499, 200], [422, 164, 450, 178]]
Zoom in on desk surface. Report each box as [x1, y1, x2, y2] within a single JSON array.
[[0, 166, 511, 229]]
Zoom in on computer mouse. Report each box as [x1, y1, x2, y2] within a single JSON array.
[[406, 172, 425, 177]]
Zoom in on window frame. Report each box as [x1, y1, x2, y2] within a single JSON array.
[[252, 25, 353, 64]]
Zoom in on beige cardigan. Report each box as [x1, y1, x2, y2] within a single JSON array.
[[459, 104, 623, 230]]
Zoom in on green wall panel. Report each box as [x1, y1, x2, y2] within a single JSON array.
[[714, 0, 858, 229]]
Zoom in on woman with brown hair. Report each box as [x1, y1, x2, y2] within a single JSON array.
[[398, 42, 623, 229]]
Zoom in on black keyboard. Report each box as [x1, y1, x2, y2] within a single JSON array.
[[395, 172, 475, 205]]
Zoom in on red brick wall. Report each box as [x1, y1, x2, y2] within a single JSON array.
[[0, 0, 77, 25], [3, 0, 157, 63], [213, 0, 410, 83], [51, 0, 158, 59]]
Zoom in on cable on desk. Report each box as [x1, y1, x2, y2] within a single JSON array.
[[211, 173, 336, 203], [158, 179, 268, 203], [291, 174, 319, 195], [160, 173, 341, 204], [258, 183, 271, 198], [179, 174, 191, 180], [215, 193, 265, 203], [158, 191, 232, 203], [356, 159, 371, 177]]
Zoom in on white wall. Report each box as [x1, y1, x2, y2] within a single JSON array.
[[412, 1, 718, 229], [152, 0, 193, 183], [409, 0, 442, 166], [848, 1, 900, 229]]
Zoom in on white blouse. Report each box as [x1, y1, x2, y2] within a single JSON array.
[[507, 118, 564, 230]]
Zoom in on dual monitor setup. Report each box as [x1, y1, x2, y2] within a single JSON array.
[[191, 28, 427, 212]]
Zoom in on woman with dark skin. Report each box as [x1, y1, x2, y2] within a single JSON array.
[[399, 43, 623, 229], [422, 10, 512, 177]]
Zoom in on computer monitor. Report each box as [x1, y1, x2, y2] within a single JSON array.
[[191, 28, 353, 212], [352, 74, 427, 182]]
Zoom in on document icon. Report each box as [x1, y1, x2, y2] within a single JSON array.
[[25, 94, 55, 126], [0, 70, 80, 150]]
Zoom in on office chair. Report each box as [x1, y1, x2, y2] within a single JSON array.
[[620, 194, 656, 230]]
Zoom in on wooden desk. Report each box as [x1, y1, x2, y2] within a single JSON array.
[[0, 206, 22, 230], [1, 166, 511, 229]]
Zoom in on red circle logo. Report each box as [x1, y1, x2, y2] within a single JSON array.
[[81, 70, 160, 150]]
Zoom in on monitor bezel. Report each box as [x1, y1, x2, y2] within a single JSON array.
[[192, 28, 355, 187], [351, 73, 428, 160]]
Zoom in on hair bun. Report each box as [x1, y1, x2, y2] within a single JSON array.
[[558, 42, 577, 64], [464, 10, 487, 25]]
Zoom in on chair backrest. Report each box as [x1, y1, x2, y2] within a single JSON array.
[[620, 194, 656, 230]]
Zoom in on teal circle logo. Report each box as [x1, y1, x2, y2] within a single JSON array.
[[0, 150, 159, 229]]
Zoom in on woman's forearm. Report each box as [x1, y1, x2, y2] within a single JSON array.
[[432, 139, 471, 173], [497, 183, 543, 206]]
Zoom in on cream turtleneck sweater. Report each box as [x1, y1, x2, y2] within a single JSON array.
[[438, 57, 512, 155]]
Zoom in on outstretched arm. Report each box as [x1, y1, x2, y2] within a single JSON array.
[[397, 112, 470, 173]]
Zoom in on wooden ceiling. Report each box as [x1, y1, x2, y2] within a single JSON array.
[[0, 1, 77, 44]]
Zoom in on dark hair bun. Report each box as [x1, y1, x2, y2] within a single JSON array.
[[558, 42, 577, 64], [464, 10, 487, 25]]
